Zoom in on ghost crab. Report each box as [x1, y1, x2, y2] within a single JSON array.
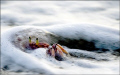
[[28, 37, 69, 61], [28, 37, 49, 49]]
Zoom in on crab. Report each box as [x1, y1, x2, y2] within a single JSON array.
[[28, 37, 49, 49], [28, 37, 69, 61]]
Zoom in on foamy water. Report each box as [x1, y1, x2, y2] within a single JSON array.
[[1, 1, 119, 28], [1, 25, 119, 74], [1, 1, 119, 75]]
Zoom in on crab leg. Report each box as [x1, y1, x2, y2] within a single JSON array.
[[57, 44, 69, 55], [56, 46, 64, 57], [51, 48, 55, 57]]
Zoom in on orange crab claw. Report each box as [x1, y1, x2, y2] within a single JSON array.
[[57, 44, 69, 55]]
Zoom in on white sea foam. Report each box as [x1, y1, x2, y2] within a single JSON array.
[[1, 25, 119, 74], [42, 23, 119, 50], [1, 1, 119, 28], [1, 1, 119, 75]]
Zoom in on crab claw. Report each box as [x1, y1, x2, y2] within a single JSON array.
[[56, 45, 64, 57], [57, 44, 69, 55]]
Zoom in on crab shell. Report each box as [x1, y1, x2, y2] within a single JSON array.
[[29, 42, 49, 50]]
